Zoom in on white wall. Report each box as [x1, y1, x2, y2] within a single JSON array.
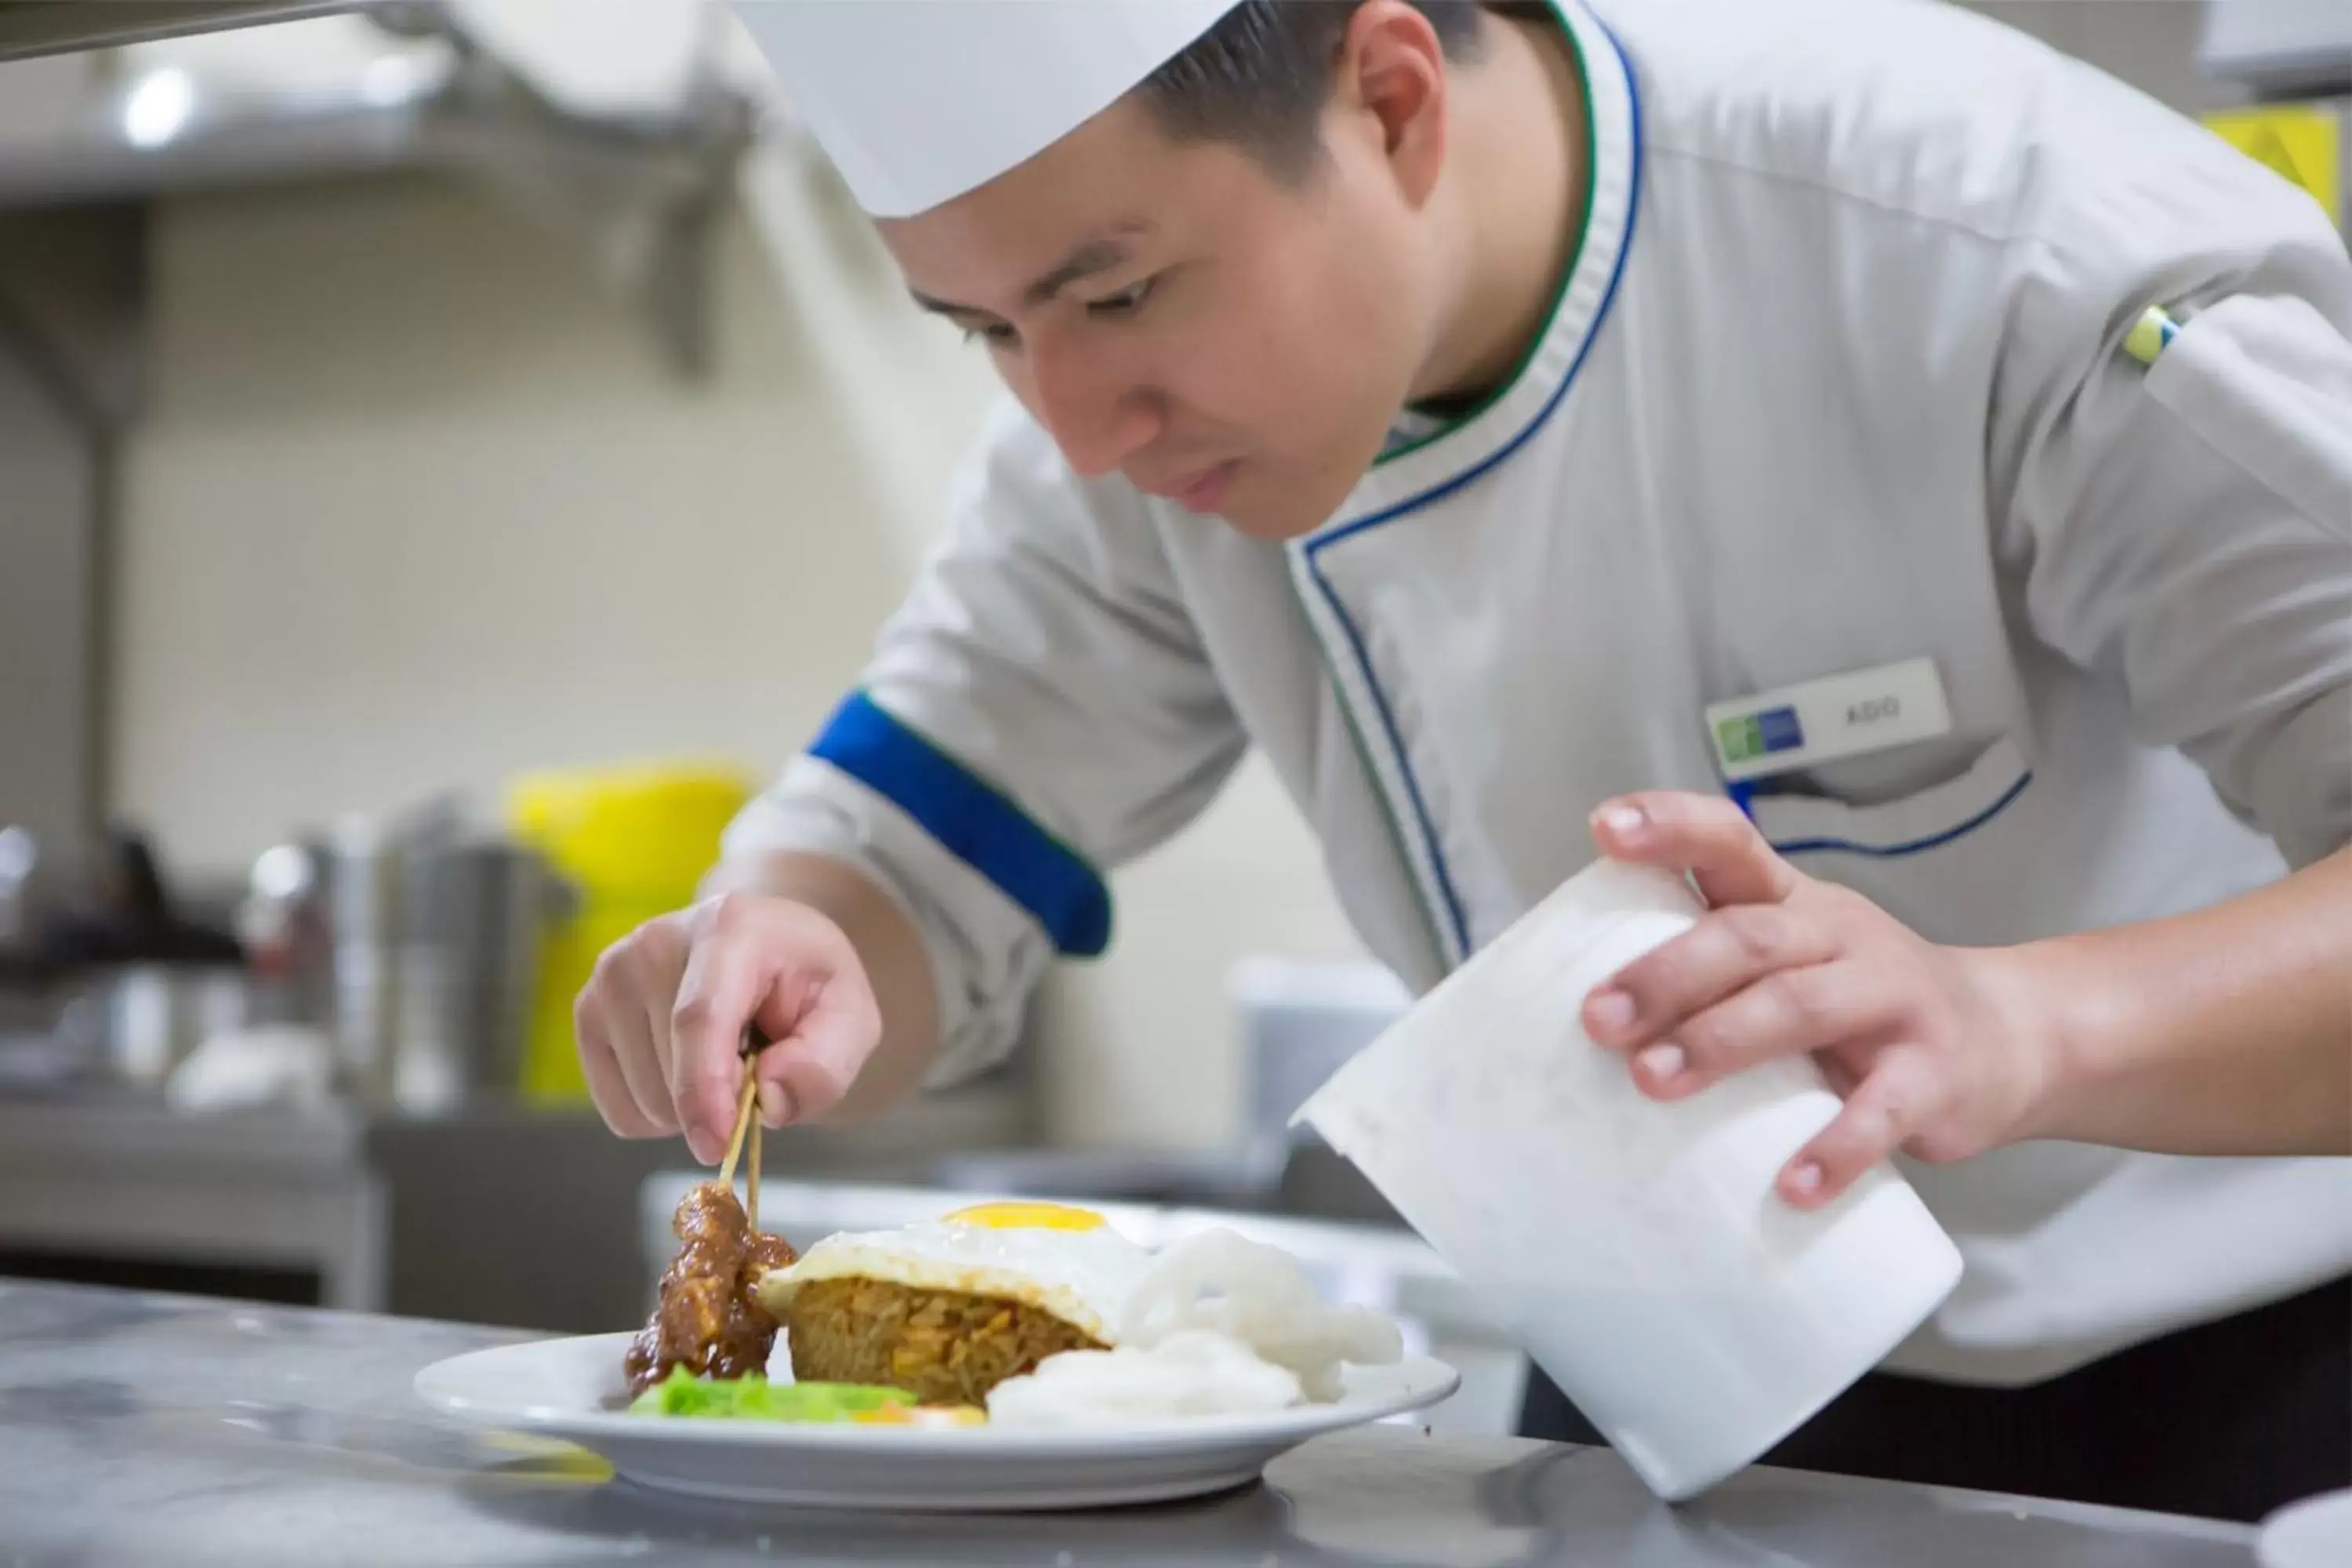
[[113, 170, 929, 856]]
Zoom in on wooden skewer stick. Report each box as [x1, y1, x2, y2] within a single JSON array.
[[717, 1071, 759, 1189], [737, 1022, 771, 1230], [747, 1094, 761, 1233]]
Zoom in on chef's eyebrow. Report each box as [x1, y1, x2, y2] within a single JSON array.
[[909, 220, 1158, 318]]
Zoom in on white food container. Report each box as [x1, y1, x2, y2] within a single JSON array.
[[1296, 858, 1963, 1501]]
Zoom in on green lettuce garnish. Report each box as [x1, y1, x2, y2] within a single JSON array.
[[627, 1367, 917, 1422]]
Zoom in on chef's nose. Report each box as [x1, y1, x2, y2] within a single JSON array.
[[1022, 332, 1162, 480]]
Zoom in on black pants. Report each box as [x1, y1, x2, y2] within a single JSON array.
[[1519, 1274, 2351, 1523]]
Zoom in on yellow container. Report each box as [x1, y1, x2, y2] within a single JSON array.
[[504, 762, 755, 1105], [2202, 103, 2343, 230]]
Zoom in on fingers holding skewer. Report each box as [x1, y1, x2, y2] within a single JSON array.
[[717, 1022, 771, 1200]]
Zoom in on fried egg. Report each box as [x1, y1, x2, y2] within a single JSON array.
[[756, 1202, 1152, 1343]]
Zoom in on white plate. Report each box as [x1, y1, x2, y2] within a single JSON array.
[[2259, 1489, 2352, 1568], [414, 1331, 1460, 1512]]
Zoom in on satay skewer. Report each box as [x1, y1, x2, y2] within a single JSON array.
[[718, 1072, 759, 1188], [622, 1024, 790, 1398]]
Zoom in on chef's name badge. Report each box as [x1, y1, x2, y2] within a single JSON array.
[[1705, 657, 1954, 783]]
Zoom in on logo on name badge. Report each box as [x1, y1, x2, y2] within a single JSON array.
[[1715, 706, 1805, 765], [1704, 658, 1955, 784]]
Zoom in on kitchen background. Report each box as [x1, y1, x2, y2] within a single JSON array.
[[0, 0, 2343, 1410]]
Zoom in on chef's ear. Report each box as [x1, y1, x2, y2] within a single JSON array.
[[1333, 0, 1451, 208]]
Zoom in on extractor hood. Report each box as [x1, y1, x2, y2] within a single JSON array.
[[0, 2, 370, 62], [0, 2, 761, 379]]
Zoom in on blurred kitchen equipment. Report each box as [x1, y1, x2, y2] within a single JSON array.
[[1297, 858, 1964, 1504], [320, 815, 398, 1097], [20, 827, 257, 1090], [1229, 957, 1410, 1167], [56, 963, 251, 1088], [1227, 956, 1417, 1225], [165, 1023, 335, 1114], [31, 828, 247, 971], [389, 811, 573, 1112], [0, 826, 42, 957], [237, 840, 332, 1028], [503, 762, 750, 1105], [242, 796, 573, 1110]]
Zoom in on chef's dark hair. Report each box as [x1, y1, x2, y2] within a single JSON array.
[[1137, 2, 1538, 178]]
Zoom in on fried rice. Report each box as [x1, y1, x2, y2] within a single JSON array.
[[782, 1276, 1106, 1406]]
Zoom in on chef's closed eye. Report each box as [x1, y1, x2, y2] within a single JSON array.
[[1085, 277, 1160, 319], [960, 318, 1018, 350]]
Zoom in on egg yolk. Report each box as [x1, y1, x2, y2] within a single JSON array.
[[942, 1202, 1106, 1232]]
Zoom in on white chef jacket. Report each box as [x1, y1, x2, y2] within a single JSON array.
[[726, 0, 2352, 1385]]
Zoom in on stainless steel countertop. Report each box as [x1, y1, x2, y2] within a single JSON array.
[[0, 1281, 2256, 1567]]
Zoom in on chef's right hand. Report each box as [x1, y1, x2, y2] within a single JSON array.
[[573, 893, 884, 1164]]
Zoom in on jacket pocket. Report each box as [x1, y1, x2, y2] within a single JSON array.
[[1747, 736, 2033, 859]]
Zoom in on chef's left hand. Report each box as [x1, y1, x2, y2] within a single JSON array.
[[1580, 790, 2055, 1209]]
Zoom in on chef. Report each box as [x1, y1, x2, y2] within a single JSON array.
[[575, 0, 2352, 1520]]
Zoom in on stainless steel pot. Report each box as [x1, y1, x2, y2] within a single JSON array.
[[387, 828, 572, 1111], [249, 801, 573, 1110]]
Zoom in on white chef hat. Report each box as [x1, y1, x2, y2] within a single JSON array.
[[729, 0, 1244, 219]]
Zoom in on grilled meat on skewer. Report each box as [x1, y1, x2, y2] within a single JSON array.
[[624, 1180, 798, 1396]]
